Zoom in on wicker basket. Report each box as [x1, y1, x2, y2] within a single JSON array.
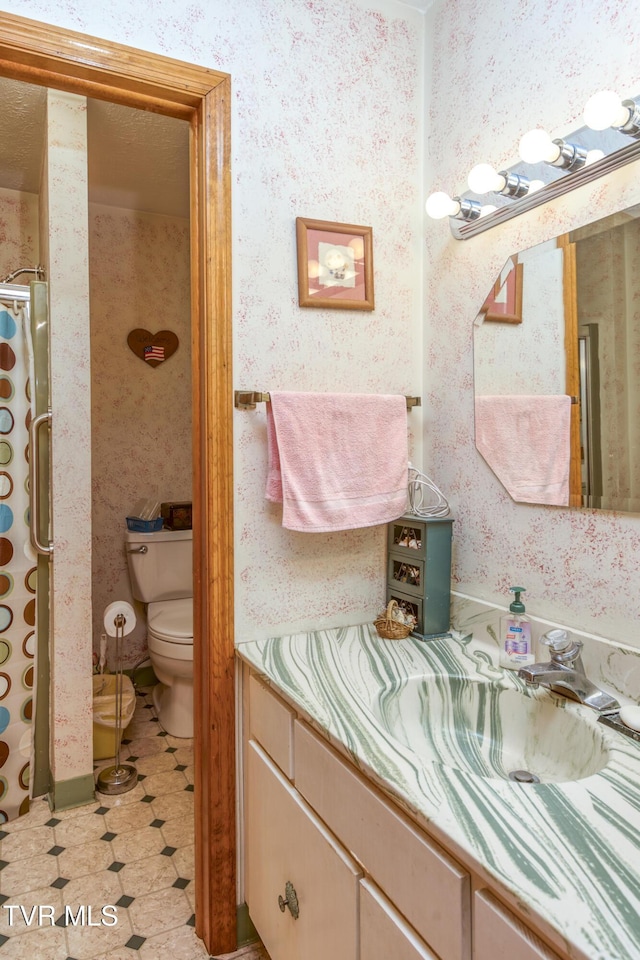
[[374, 599, 413, 640]]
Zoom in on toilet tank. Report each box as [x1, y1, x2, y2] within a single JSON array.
[[125, 528, 193, 602]]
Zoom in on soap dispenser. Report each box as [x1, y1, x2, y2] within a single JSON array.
[[500, 586, 534, 670]]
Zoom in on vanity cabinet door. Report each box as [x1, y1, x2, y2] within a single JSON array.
[[295, 720, 471, 960], [474, 890, 562, 960], [246, 740, 361, 960], [360, 879, 439, 960]]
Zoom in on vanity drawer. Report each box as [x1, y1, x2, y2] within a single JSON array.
[[294, 720, 471, 960], [246, 741, 360, 960], [360, 879, 439, 960], [474, 890, 562, 960], [249, 674, 295, 779]]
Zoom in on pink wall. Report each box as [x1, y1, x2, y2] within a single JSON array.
[[5, 0, 639, 654], [425, 0, 640, 647], [0, 187, 38, 278], [44, 89, 93, 783], [1, 0, 426, 645], [89, 204, 191, 668]]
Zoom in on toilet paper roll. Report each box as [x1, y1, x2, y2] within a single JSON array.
[[103, 600, 137, 637]]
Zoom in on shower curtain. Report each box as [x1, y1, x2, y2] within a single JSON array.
[[0, 297, 36, 822]]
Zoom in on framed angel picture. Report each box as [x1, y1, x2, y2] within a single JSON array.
[[296, 217, 374, 310]]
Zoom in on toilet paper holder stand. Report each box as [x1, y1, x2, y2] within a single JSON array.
[[96, 612, 139, 796]]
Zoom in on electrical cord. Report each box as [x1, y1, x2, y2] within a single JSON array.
[[407, 464, 450, 518]]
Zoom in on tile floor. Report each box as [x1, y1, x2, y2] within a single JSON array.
[[0, 685, 269, 960]]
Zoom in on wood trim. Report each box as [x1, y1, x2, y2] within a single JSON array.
[[558, 234, 582, 507], [192, 80, 236, 950], [0, 11, 227, 115], [0, 12, 235, 955]]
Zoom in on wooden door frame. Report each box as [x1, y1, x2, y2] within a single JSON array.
[[558, 234, 582, 508], [0, 12, 235, 954]]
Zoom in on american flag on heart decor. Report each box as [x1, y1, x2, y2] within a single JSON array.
[[144, 344, 165, 363]]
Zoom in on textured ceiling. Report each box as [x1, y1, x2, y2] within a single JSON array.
[[0, 76, 189, 219]]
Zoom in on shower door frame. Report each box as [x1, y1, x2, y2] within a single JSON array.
[[0, 12, 235, 955]]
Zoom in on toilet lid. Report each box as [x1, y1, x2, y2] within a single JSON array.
[[147, 599, 193, 643]]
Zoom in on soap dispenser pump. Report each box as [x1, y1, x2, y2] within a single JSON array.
[[500, 586, 534, 670]]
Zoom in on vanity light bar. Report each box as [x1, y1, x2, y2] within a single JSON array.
[[428, 90, 640, 239], [451, 137, 640, 240], [234, 391, 422, 411]]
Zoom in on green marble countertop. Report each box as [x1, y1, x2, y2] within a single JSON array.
[[237, 624, 640, 960]]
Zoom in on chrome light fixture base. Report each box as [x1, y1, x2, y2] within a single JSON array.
[[618, 99, 640, 139], [498, 171, 531, 197], [550, 139, 587, 170], [454, 197, 482, 221]]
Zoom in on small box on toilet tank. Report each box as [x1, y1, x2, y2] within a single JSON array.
[[161, 501, 192, 530]]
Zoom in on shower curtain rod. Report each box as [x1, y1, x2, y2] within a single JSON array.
[[1, 265, 45, 284], [0, 283, 30, 303]]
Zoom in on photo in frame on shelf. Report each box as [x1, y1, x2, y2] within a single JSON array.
[[296, 217, 374, 310]]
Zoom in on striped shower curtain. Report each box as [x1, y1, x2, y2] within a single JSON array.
[[0, 299, 36, 822]]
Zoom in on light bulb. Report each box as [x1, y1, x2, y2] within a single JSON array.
[[585, 149, 605, 166], [527, 179, 545, 193], [583, 90, 630, 130], [519, 129, 561, 165], [480, 204, 497, 217], [467, 163, 505, 194], [425, 191, 460, 219]]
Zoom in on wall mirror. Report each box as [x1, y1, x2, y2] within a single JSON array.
[[473, 203, 640, 513]]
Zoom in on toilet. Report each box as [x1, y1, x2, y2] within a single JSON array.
[[125, 527, 193, 738]]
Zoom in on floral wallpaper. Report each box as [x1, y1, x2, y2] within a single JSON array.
[[1, 0, 426, 647], [3, 0, 639, 669], [473, 242, 566, 397], [89, 204, 192, 668], [0, 187, 38, 279], [44, 90, 94, 784], [425, 0, 640, 650]]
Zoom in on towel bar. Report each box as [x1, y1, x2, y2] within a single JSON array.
[[234, 390, 422, 411]]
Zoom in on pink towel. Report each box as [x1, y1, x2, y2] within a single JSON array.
[[475, 396, 571, 506], [266, 391, 408, 532]]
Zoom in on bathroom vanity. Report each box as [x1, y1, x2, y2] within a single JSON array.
[[237, 625, 640, 960]]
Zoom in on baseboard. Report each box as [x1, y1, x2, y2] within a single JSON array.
[[125, 664, 157, 689], [236, 902, 259, 947], [49, 773, 95, 812]]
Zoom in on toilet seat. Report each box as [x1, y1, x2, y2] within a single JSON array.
[[147, 598, 193, 643]]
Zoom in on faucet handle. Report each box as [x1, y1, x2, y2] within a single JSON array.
[[540, 629, 573, 652], [540, 629, 582, 660]]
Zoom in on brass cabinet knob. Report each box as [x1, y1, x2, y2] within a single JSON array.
[[278, 880, 299, 919]]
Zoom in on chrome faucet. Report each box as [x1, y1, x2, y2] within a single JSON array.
[[517, 629, 620, 714]]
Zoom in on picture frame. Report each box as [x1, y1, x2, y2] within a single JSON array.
[[481, 257, 523, 324], [296, 217, 374, 310]]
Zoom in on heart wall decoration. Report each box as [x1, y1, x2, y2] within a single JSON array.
[[127, 329, 179, 368]]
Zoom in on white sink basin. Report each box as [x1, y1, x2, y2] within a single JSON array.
[[371, 675, 610, 783]]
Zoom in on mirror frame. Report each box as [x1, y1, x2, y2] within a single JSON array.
[[0, 12, 235, 954]]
